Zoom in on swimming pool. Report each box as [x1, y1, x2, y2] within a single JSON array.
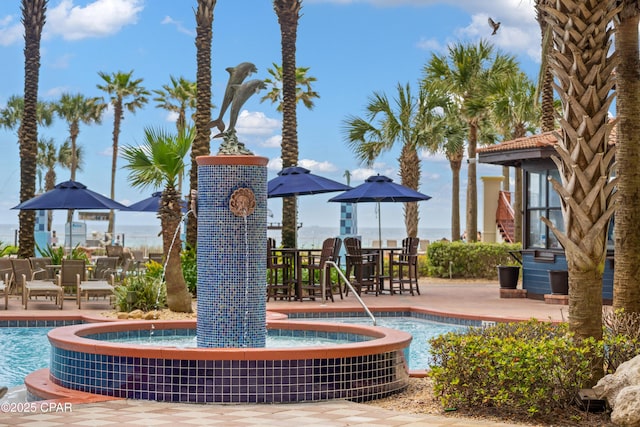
[[0, 316, 465, 388]]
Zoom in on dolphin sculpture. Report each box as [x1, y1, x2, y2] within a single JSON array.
[[208, 62, 257, 132], [218, 79, 266, 137]]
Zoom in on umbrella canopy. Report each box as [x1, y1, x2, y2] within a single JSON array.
[[329, 175, 431, 244], [12, 180, 128, 211], [127, 192, 187, 213], [268, 166, 351, 198]]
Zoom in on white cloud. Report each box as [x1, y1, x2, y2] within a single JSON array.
[[161, 15, 194, 37], [0, 15, 21, 46], [46, 0, 143, 41], [415, 37, 443, 52], [261, 134, 281, 149], [236, 110, 280, 136], [165, 111, 179, 123], [267, 157, 282, 171], [298, 159, 338, 173]]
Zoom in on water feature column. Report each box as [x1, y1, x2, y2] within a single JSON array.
[[196, 155, 268, 348]]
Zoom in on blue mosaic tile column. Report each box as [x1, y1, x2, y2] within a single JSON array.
[[196, 155, 268, 348]]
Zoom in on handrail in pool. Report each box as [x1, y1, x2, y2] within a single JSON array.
[[324, 260, 376, 325]]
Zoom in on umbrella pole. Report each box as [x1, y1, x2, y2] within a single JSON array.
[[377, 201, 382, 246]]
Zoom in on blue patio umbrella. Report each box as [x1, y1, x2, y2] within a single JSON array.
[[267, 166, 351, 198], [127, 192, 187, 213], [329, 175, 431, 244], [12, 180, 128, 211], [13, 180, 129, 249]]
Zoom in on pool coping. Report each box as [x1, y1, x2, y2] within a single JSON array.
[[9, 305, 531, 404]]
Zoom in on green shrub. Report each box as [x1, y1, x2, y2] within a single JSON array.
[[0, 241, 18, 257], [602, 309, 640, 374], [181, 246, 197, 295], [426, 241, 521, 279], [429, 320, 600, 417], [144, 260, 164, 280], [114, 274, 166, 312], [36, 243, 89, 264]]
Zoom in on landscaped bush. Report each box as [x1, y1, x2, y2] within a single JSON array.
[[0, 241, 18, 257], [36, 243, 90, 264], [602, 309, 640, 374], [426, 241, 521, 279], [429, 320, 600, 417], [181, 246, 197, 295], [114, 273, 166, 312]]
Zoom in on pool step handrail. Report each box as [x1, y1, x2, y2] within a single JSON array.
[[323, 261, 376, 326]]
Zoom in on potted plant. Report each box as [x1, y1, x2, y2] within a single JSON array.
[[497, 265, 520, 289]]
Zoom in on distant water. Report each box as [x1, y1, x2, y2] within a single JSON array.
[[0, 223, 450, 250]]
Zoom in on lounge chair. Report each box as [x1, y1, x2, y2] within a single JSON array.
[[77, 276, 115, 309], [0, 267, 10, 309], [11, 259, 63, 309]]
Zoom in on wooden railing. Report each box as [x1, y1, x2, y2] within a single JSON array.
[[496, 191, 515, 243]]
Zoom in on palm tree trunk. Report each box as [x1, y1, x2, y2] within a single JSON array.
[[189, 0, 215, 249], [466, 122, 478, 242], [67, 122, 79, 225], [449, 152, 463, 241], [18, 0, 47, 259], [542, 0, 618, 359], [400, 145, 421, 238], [161, 187, 193, 312], [107, 101, 123, 236], [613, 10, 640, 313], [276, 0, 301, 249]]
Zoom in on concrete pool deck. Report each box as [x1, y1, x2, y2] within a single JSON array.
[[0, 278, 563, 426]]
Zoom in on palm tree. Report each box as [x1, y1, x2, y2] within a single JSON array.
[[189, 0, 216, 249], [121, 127, 194, 313], [423, 41, 518, 243], [97, 70, 150, 237], [612, 2, 640, 313], [541, 0, 618, 354], [153, 75, 198, 135], [274, 0, 302, 249], [488, 72, 540, 243], [54, 93, 105, 181], [342, 83, 429, 238], [17, 0, 48, 258], [535, 0, 556, 133], [36, 138, 72, 231], [153, 75, 198, 197], [261, 63, 320, 112], [54, 93, 105, 223]]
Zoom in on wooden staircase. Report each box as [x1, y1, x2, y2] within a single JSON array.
[[496, 191, 515, 243]]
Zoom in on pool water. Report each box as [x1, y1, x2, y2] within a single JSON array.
[[301, 317, 465, 371], [1, 327, 53, 388], [0, 317, 464, 388], [110, 334, 355, 348]]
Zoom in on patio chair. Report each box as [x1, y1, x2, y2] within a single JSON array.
[[92, 257, 119, 280], [300, 237, 339, 302], [105, 244, 125, 266], [77, 274, 115, 309], [11, 259, 63, 309], [0, 258, 15, 295], [266, 237, 294, 301], [58, 259, 86, 297], [29, 257, 54, 279], [344, 237, 379, 296], [388, 237, 420, 295], [0, 267, 10, 309]]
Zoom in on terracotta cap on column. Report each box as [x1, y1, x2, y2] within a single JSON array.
[[196, 155, 268, 167]]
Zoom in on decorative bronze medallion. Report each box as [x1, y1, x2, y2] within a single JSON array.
[[229, 187, 256, 217]]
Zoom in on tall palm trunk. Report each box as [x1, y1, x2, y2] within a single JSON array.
[[542, 0, 619, 357], [400, 145, 421, 238], [275, 0, 301, 249], [161, 186, 193, 312], [613, 6, 640, 313], [466, 122, 478, 242], [188, 0, 215, 248], [18, 0, 47, 259], [67, 121, 80, 224], [107, 100, 123, 235], [448, 150, 463, 241]]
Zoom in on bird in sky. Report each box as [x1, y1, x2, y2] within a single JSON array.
[[488, 17, 501, 35]]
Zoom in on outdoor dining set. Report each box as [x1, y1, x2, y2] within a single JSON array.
[[266, 235, 421, 302]]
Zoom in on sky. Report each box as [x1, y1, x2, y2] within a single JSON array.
[[0, 0, 543, 236]]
